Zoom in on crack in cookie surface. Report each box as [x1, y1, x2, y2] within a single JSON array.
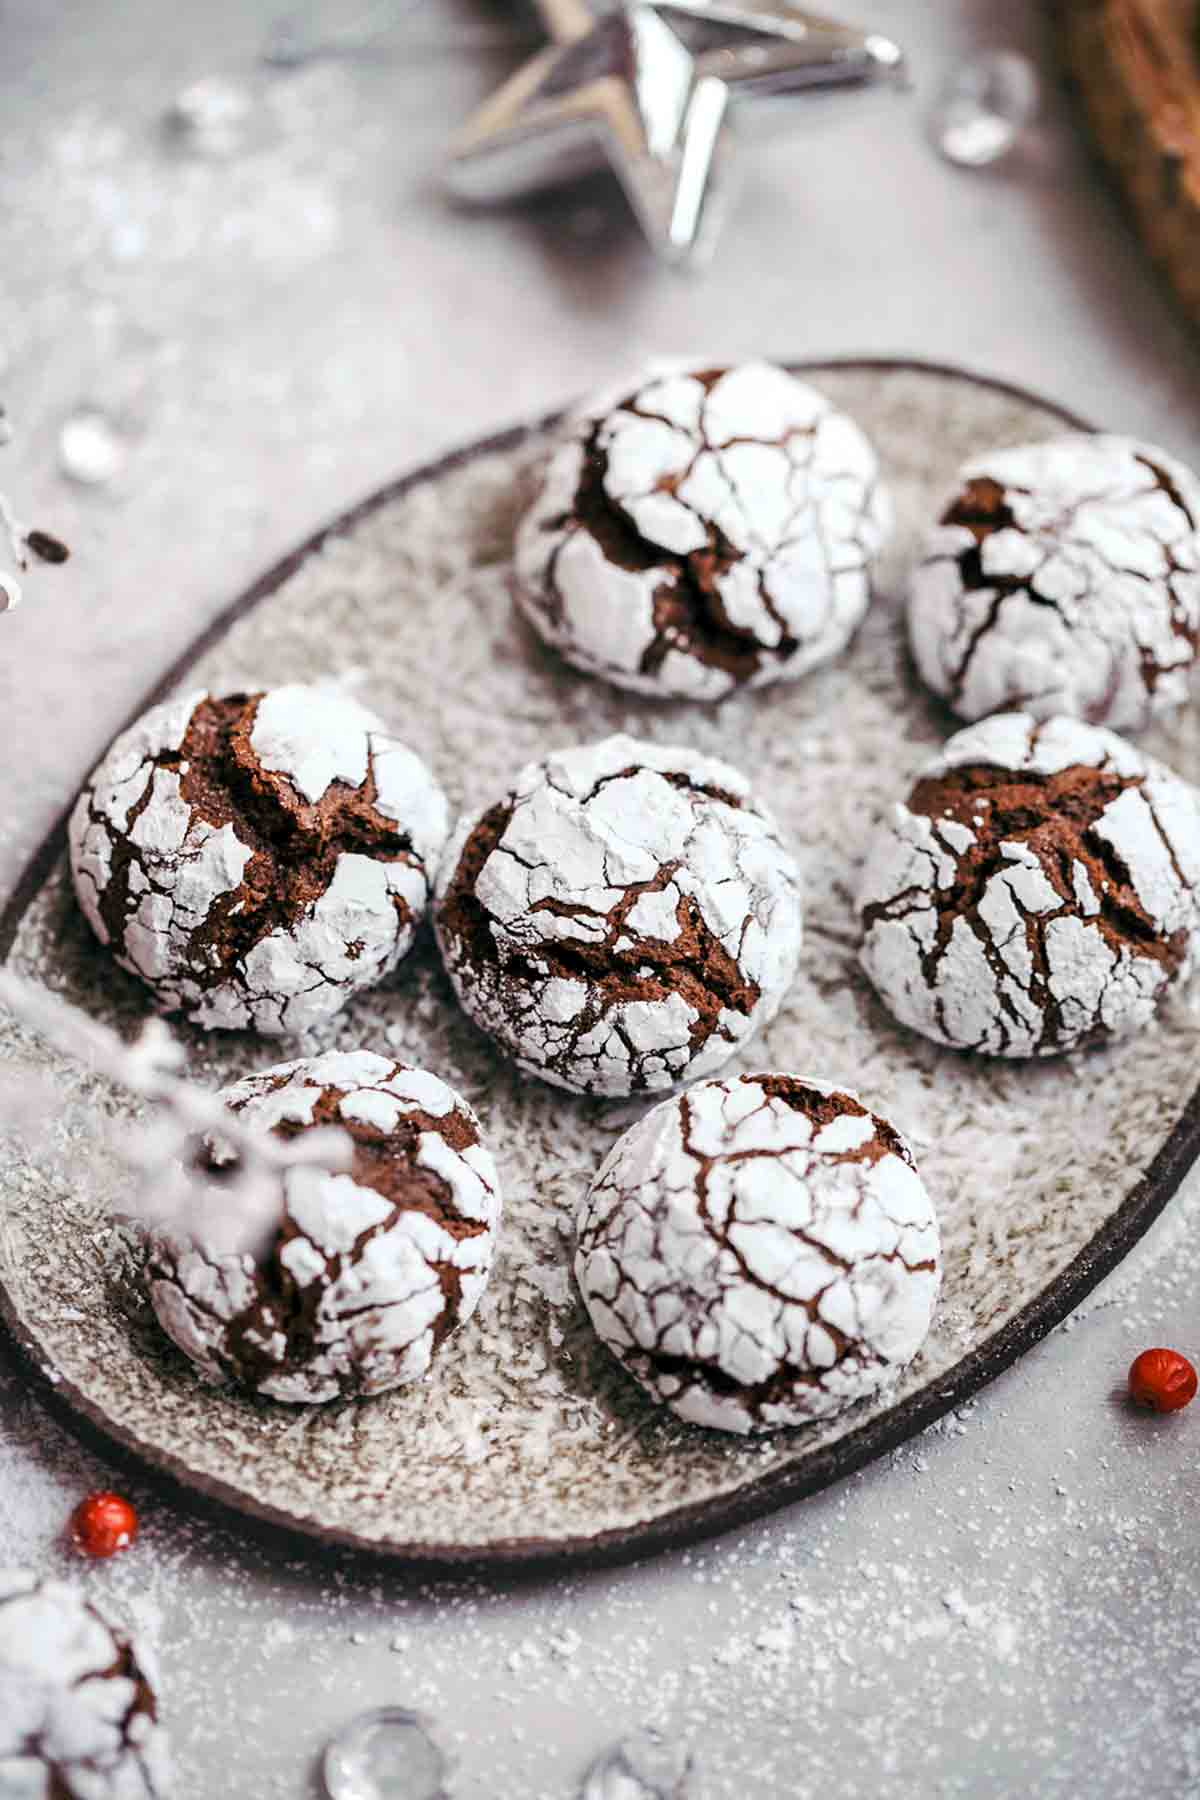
[[68, 685, 449, 1035], [908, 435, 1200, 731], [515, 362, 890, 699], [858, 712, 1200, 1058], [574, 1073, 941, 1434], [145, 1050, 501, 1403], [434, 735, 803, 1098]]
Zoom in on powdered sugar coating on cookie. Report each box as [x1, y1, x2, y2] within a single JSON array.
[[858, 712, 1200, 1058], [68, 684, 449, 1036], [908, 434, 1200, 731], [434, 735, 803, 1098], [0, 1568, 170, 1799], [146, 1050, 501, 1404], [574, 1074, 941, 1434], [515, 362, 891, 699]]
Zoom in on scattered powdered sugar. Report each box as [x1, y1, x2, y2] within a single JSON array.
[[2, 1151, 1199, 1800]]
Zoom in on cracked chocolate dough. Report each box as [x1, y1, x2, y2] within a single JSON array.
[[574, 1073, 941, 1434], [0, 1569, 170, 1800], [145, 1050, 502, 1403], [433, 735, 803, 1097], [68, 684, 449, 1035], [514, 361, 891, 699], [908, 433, 1200, 732], [858, 711, 1200, 1058]]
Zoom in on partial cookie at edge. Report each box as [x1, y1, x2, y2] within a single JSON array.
[[0, 1568, 170, 1800], [908, 434, 1200, 732], [857, 711, 1200, 1058]]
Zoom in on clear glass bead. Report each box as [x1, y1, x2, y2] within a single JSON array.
[[931, 50, 1039, 168], [322, 1708, 449, 1800], [58, 409, 129, 486], [580, 1727, 695, 1799]]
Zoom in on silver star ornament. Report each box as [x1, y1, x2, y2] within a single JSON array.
[[445, 0, 905, 265]]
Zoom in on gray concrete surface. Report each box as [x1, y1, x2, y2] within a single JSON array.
[[2, 3, 1200, 1796]]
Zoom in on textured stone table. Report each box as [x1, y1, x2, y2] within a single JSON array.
[[3, 3, 1200, 1796]]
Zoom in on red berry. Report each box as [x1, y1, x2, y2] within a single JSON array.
[[70, 1491, 138, 1558], [1128, 1348, 1198, 1414]]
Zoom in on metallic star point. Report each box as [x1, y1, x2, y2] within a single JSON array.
[[445, 0, 905, 264]]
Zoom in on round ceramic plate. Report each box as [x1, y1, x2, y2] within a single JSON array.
[[3, 360, 1199, 1569]]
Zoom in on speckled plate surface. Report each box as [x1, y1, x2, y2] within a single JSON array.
[[3, 359, 1199, 1568]]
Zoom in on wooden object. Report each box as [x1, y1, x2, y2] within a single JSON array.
[[1058, 0, 1200, 328]]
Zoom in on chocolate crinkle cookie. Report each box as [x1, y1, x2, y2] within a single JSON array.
[[858, 712, 1200, 1058], [434, 735, 803, 1097], [69, 684, 449, 1035], [515, 361, 890, 700], [574, 1074, 941, 1434], [908, 434, 1200, 732], [146, 1050, 501, 1404], [0, 1569, 170, 1800]]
